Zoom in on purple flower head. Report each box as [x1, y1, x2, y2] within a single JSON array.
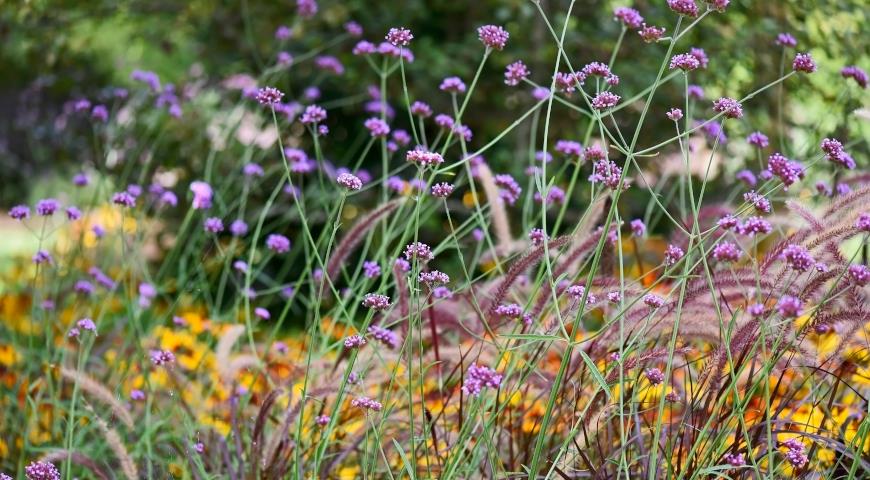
[[254, 307, 270, 320], [592, 91, 620, 110], [275, 25, 292, 40], [364, 117, 390, 137], [477, 25, 509, 50], [776, 33, 797, 47], [230, 219, 248, 237], [645, 367, 665, 385], [363, 260, 381, 278], [431, 182, 454, 198], [336, 172, 363, 191], [266, 234, 291, 253], [203, 217, 224, 233], [353, 41, 376, 55], [25, 461, 60, 480], [535, 186, 565, 206], [664, 244, 684, 266], [736, 170, 757, 187], [841, 65, 868, 89], [777, 295, 803, 318], [159, 191, 178, 207], [362, 293, 391, 310], [462, 364, 503, 396], [588, 159, 624, 190], [368, 325, 401, 349], [504, 60, 530, 86], [130, 389, 146, 401], [747, 131, 769, 148], [690, 48, 709, 68], [837, 183, 852, 196], [74, 98, 92, 112], [494, 174, 522, 205], [315, 56, 344, 75], [406, 149, 445, 167], [296, 0, 317, 18], [73, 172, 89, 186], [630, 219, 646, 237], [532, 86, 551, 100], [783, 438, 808, 468], [351, 396, 382, 411], [344, 20, 363, 37], [767, 152, 804, 189], [418, 270, 450, 286], [792, 52, 817, 73], [315, 414, 330, 426], [723, 453, 745, 467], [410, 101, 432, 117], [131, 69, 161, 92], [713, 97, 743, 119], [36, 198, 60, 216], [300, 105, 327, 124], [643, 294, 666, 309], [743, 191, 771, 213], [555, 140, 583, 157], [404, 242, 434, 263], [233, 260, 248, 273], [190, 181, 213, 210], [855, 213, 870, 232], [9, 205, 30, 220], [494, 303, 523, 319], [848, 264, 870, 286], [77, 318, 97, 334], [668, 0, 699, 17], [32, 250, 53, 265], [666, 108, 684, 121], [747, 303, 765, 317], [670, 53, 701, 71], [705, 0, 730, 12], [75, 280, 95, 295], [737, 216, 772, 236], [255, 87, 284, 105], [91, 105, 109, 122], [440, 76, 467, 94], [820, 138, 855, 169], [567, 285, 597, 305], [386, 27, 413, 46], [150, 349, 176, 366], [781, 244, 814, 272], [243, 163, 264, 177], [687, 84, 705, 99], [64, 206, 82, 221], [614, 7, 644, 29], [639, 24, 666, 43]]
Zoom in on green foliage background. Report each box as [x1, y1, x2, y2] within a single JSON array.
[[0, 0, 867, 206]]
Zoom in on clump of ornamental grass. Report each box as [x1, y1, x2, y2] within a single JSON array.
[[1, 1, 869, 479]]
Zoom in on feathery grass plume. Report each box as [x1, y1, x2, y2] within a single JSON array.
[[249, 388, 284, 478], [325, 199, 401, 280], [475, 162, 513, 255], [89, 407, 138, 480], [487, 235, 571, 320], [216, 325, 249, 381], [40, 451, 111, 480], [59, 366, 134, 428]]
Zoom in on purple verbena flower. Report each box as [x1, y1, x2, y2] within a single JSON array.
[[792, 53, 817, 73], [712, 242, 741, 262], [336, 173, 363, 191], [204, 217, 224, 233], [848, 264, 870, 286], [363, 260, 381, 278], [230, 219, 248, 237], [747, 131, 769, 148], [386, 27, 413, 46], [743, 191, 771, 213], [591, 91, 620, 110], [431, 182, 454, 198], [776, 33, 797, 47], [404, 242, 434, 262], [9, 205, 30, 220], [462, 364, 503, 396], [25, 461, 60, 480], [255, 87, 284, 105], [643, 294, 666, 309], [368, 325, 401, 349], [150, 349, 176, 366], [664, 244, 684, 266], [713, 97, 743, 118], [841, 65, 868, 89], [777, 296, 803, 318], [668, 0, 699, 17], [645, 367, 665, 385], [477, 25, 509, 50], [670, 53, 701, 71], [666, 108, 683, 121], [266, 234, 291, 253], [614, 7, 644, 29], [362, 293, 391, 310]]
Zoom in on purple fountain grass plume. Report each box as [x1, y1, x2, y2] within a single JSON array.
[[325, 199, 401, 281], [475, 162, 514, 256], [487, 236, 571, 321], [393, 261, 410, 323], [531, 230, 602, 318]]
